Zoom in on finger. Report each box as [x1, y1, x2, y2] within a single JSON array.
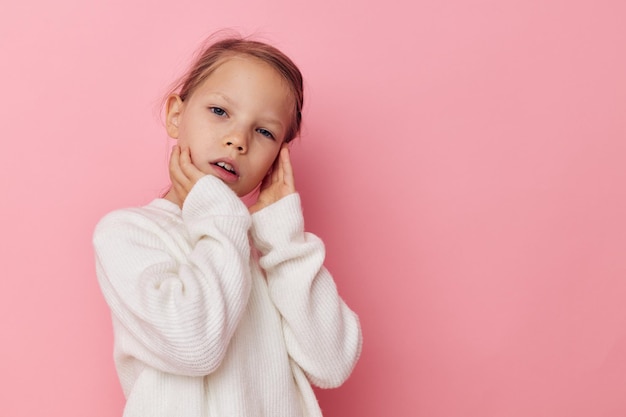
[[280, 147, 295, 190], [271, 152, 281, 183], [178, 147, 194, 179], [168, 145, 180, 173], [180, 147, 205, 184], [169, 146, 191, 188], [169, 146, 184, 184], [275, 148, 287, 183]]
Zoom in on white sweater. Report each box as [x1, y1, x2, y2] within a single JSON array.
[[93, 175, 362, 417]]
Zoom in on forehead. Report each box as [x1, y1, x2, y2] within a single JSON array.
[[193, 54, 294, 111], [204, 55, 290, 94]]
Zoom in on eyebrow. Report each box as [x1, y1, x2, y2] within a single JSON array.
[[261, 115, 285, 130], [213, 92, 235, 105]]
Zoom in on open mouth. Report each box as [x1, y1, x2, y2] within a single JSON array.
[[214, 161, 238, 176]]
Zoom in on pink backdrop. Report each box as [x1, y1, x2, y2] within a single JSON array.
[[2, 0, 625, 416]]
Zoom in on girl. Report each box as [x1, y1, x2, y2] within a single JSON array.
[[93, 36, 362, 417]]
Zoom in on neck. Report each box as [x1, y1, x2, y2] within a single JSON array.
[[239, 182, 261, 208]]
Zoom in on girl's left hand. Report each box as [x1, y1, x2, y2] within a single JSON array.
[[249, 145, 296, 214]]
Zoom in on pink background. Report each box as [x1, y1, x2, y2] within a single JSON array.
[[2, 0, 625, 416]]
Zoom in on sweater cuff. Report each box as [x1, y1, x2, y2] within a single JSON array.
[[182, 175, 250, 221], [250, 193, 304, 253]]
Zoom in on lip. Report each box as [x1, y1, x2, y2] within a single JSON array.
[[209, 158, 239, 183]]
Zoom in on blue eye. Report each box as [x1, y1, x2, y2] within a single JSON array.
[[256, 128, 275, 140], [210, 107, 226, 116]]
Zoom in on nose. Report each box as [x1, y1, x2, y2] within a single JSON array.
[[224, 129, 248, 153]]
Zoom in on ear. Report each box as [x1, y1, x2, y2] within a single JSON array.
[[165, 94, 184, 139]]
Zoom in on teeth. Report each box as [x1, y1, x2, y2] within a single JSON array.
[[216, 161, 235, 174]]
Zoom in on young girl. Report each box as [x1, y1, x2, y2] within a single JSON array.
[[93, 36, 362, 417]]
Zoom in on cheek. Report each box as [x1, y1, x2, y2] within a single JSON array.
[[265, 149, 281, 170], [184, 144, 206, 170], [251, 150, 279, 180], [175, 125, 198, 153]]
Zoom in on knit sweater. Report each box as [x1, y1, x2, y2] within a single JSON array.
[[93, 175, 362, 417]]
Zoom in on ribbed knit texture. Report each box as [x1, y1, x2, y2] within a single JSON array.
[[93, 175, 362, 417]]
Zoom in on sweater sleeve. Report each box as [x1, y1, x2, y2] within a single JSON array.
[[93, 175, 252, 377], [250, 194, 362, 389]]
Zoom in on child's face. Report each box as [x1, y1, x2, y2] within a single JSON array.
[[166, 55, 294, 196]]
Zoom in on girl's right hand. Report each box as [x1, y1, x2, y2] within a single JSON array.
[[249, 146, 296, 214], [169, 145, 206, 208]]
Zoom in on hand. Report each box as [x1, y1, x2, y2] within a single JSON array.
[[249, 145, 296, 214], [168, 145, 206, 208]]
